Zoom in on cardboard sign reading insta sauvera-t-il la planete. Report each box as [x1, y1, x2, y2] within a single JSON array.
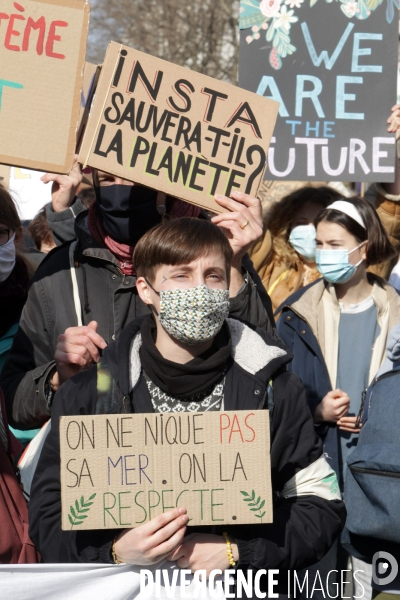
[[78, 42, 279, 213], [60, 411, 273, 530]]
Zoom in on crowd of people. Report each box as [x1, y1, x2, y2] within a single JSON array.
[[1, 104, 400, 599]]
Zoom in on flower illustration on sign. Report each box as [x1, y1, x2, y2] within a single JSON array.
[[285, 0, 304, 8], [273, 6, 298, 30], [340, 0, 359, 17], [240, 0, 394, 70], [260, 0, 282, 16]]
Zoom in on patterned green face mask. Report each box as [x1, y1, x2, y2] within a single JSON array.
[[157, 285, 230, 345]]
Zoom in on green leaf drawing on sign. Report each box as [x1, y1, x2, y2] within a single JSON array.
[[68, 493, 96, 529], [240, 490, 267, 522]]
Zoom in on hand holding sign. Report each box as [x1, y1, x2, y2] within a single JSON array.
[[167, 532, 239, 577], [113, 507, 188, 566], [53, 321, 107, 390], [41, 155, 82, 212], [212, 191, 263, 264], [387, 105, 400, 141]]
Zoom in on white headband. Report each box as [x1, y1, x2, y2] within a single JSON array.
[[326, 200, 366, 229]]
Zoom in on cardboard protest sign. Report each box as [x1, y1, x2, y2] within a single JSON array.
[[60, 411, 272, 530], [78, 43, 279, 213], [77, 61, 101, 149], [0, 0, 90, 174], [239, 0, 398, 182], [80, 61, 98, 121], [0, 164, 10, 187]]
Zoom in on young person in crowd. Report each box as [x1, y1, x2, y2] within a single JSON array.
[[27, 205, 56, 254], [1, 160, 274, 434], [29, 218, 345, 597], [0, 186, 39, 446], [249, 186, 342, 312], [276, 197, 400, 599]]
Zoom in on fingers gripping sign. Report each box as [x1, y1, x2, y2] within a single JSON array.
[[41, 154, 83, 212], [166, 533, 239, 577], [387, 104, 400, 141], [211, 191, 263, 265], [211, 190, 263, 296], [52, 321, 107, 390], [113, 507, 189, 566]]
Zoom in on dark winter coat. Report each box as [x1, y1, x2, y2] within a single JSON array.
[[1, 210, 275, 431], [29, 316, 345, 595]]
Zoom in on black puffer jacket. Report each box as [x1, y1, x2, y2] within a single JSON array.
[[1, 210, 275, 430], [29, 316, 345, 595]]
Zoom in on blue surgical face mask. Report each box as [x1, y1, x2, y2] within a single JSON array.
[[289, 225, 316, 261], [316, 242, 366, 284]]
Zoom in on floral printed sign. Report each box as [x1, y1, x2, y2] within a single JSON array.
[[239, 0, 398, 181], [240, 0, 398, 70]]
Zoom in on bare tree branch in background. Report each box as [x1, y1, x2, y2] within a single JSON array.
[[87, 0, 240, 83]]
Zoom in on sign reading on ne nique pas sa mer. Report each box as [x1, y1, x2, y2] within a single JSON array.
[[60, 411, 273, 530]]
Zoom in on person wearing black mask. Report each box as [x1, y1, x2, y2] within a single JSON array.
[[1, 159, 275, 432]]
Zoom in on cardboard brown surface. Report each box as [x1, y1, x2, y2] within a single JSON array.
[[0, 165, 10, 188], [79, 61, 98, 122], [77, 62, 101, 148], [60, 411, 272, 530], [78, 42, 279, 213], [0, 0, 90, 174]]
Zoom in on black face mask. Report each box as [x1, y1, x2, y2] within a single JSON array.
[[94, 184, 161, 245]]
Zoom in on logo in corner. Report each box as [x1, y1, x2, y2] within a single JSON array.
[[372, 552, 398, 586]]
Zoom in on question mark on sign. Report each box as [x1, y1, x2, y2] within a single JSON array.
[[245, 145, 266, 194]]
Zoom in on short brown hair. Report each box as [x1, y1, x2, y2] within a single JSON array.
[[315, 196, 397, 267], [133, 218, 233, 282], [28, 206, 54, 250]]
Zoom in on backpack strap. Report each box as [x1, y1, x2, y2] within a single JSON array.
[[96, 358, 131, 414], [69, 240, 83, 327]]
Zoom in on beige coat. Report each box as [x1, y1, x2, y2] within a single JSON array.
[[287, 274, 400, 388]]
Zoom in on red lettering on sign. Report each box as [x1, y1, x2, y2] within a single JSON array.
[[5, 13, 24, 51], [244, 413, 256, 442], [220, 414, 230, 444], [228, 414, 244, 443], [0, 3, 68, 59], [22, 16, 46, 55], [45, 20, 67, 59], [220, 412, 257, 444]]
